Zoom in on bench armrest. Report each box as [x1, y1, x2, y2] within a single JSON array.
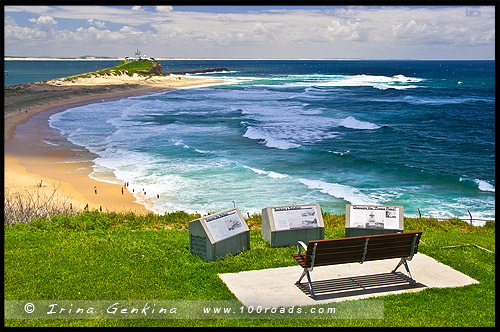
[[297, 241, 308, 254]]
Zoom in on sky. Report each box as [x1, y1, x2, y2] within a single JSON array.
[[3, 5, 496, 60]]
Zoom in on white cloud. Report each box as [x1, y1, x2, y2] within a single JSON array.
[[131, 6, 142, 11], [87, 18, 106, 29], [29, 15, 57, 30], [326, 19, 357, 40], [5, 25, 48, 41], [119, 25, 143, 36], [74, 26, 126, 43], [4, 15, 17, 26], [155, 6, 173, 13]]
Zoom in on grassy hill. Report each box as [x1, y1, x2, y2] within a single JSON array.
[[66, 59, 162, 80]]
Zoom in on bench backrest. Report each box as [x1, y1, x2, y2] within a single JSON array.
[[304, 231, 422, 268]]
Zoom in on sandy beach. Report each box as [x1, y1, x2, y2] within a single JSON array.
[[4, 74, 222, 215]]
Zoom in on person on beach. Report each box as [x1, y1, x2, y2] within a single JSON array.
[[121, 187, 124, 195], [94, 186, 97, 194]]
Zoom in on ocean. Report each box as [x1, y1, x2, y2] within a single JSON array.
[[6, 60, 495, 222]]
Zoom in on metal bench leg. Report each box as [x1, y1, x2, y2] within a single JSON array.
[[296, 269, 316, 298], [296, 269, 307, 284], [392, 258, 416, 285], [402, 260, 416, 285], [305, 271, 315, 298], [391, 258, 404, 273]]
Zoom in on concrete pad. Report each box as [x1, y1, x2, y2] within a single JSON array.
[[218, 253, 478, 307]]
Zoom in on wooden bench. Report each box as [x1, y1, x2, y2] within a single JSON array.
[[292, 231, 422, 297]]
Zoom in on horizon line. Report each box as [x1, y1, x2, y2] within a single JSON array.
[[4, 56, 494, 61]]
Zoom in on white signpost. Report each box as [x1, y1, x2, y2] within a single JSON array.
[[189, 208, 250, 261], [262, 204, 324, 247], [345, 204, 404, 237]]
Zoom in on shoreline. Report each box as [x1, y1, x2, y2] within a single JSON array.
[[4, 76, 223, 215]]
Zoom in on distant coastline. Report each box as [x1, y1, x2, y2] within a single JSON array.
[[4, 56, 362, 61]]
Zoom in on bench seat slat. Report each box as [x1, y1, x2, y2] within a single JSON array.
[[291, 254, 308, 268], [312, 243, 417, 255]]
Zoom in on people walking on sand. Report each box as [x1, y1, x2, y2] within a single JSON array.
[[121, 187, 124, 195], [94, 186, 97, 194]]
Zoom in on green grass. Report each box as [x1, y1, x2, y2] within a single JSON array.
[[65, 60, 157, 80], [4, 212, 495, 327]]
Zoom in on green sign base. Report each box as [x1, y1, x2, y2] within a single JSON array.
[[264, 228, 325, 248], [344, 228, 403, 238]]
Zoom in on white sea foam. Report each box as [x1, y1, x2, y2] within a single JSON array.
[[475, 179, 495, 192], [279, 74, 423, 90], [243, 126, 301, 150], [42, 139, 60, 146], [372, 83, 418, 90], [339, 116, 381, 130], [243, 165, 288, 179], [460, 177, 495, 192], [298, 178, 377, 205], [243, 165, 268, 175], [172, 139, 190, 149], [231, 73, 423, 90], [268, 171, 288, 179], [328, 149, 350, 156]]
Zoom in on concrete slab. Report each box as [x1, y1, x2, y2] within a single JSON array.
[[218, 253, 478, 307]]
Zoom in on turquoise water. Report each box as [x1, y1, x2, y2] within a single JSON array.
[[21, 60, 495, 221]]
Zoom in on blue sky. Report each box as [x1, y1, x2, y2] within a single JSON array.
[[4, 5, 495, 59]]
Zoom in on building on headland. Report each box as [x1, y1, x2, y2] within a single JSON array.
[[125, 49, 155, 62]]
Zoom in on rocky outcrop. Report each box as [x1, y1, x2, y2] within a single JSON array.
[[149, 61, 163, 75]]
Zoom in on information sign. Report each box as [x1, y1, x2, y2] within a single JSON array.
[[204, 209, 247, 243], [271, 205, 320, 231], [189, 208, 250, 261], [346, 204, 404, 230], [261, 203, 324, 247]]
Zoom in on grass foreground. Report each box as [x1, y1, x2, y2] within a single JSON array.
[[4, 210, 495, 327]]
